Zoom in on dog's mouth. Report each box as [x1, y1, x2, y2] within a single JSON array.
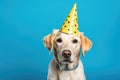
[[62, 59, 73, 63]]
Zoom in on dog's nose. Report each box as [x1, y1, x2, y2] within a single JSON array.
[[62, 50, 71, 58]]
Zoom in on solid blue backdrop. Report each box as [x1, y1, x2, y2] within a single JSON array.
[[0, 0, 120, 80]]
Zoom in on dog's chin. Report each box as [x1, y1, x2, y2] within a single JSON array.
[[61, 60, 73, 64]]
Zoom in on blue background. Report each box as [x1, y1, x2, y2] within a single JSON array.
[[0, 0, 120, 80]]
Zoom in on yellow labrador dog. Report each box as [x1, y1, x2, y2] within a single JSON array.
[[43, 29, 92, 80]]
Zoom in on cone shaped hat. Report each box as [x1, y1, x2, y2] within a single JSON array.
[[59, 3, 79, 36]]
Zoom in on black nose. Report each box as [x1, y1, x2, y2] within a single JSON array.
[[62, 50, 71, 58]]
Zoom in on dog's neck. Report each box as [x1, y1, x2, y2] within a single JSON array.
[[55, 61, 79, 71]]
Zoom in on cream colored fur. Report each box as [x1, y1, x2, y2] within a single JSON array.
[[43, 29, 92, 80]]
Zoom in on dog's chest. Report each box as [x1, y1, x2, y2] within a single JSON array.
[[58, 70, 79, 80]]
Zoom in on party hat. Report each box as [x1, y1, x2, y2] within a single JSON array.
[[59, 3, 79, 36]]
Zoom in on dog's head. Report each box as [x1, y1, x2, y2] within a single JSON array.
[[44, 29, 92, 65]]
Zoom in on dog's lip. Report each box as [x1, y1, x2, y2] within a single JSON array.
[[62, 60, 73, 63]]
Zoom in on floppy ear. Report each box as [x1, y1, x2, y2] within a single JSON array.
[[43, 29, 58, 53], [80, 33, 92, 56]]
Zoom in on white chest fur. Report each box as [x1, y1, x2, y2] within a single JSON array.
[[58, 64, 85, 80], [48, 60, 86, 80]]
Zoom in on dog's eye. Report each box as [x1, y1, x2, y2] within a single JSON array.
[[72, 39, 78, 43], [56, 38, 62, 43]]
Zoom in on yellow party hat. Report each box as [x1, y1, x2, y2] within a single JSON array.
[[59, 3, 79, 36]]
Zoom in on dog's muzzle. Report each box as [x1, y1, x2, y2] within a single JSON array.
[[61, 50, 73, 63]]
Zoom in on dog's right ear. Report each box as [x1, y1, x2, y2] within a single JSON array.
[[43, 29, 58, 53]]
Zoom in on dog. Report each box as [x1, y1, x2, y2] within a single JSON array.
[[43, 29, 92, 80]]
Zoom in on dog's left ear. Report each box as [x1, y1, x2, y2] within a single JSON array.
[[43, 29, 58, 53], [79, 32, 92, 56]]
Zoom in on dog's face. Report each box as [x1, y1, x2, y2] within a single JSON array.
[[44, 29, 92, 65], [54, 31, 81, 64]]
